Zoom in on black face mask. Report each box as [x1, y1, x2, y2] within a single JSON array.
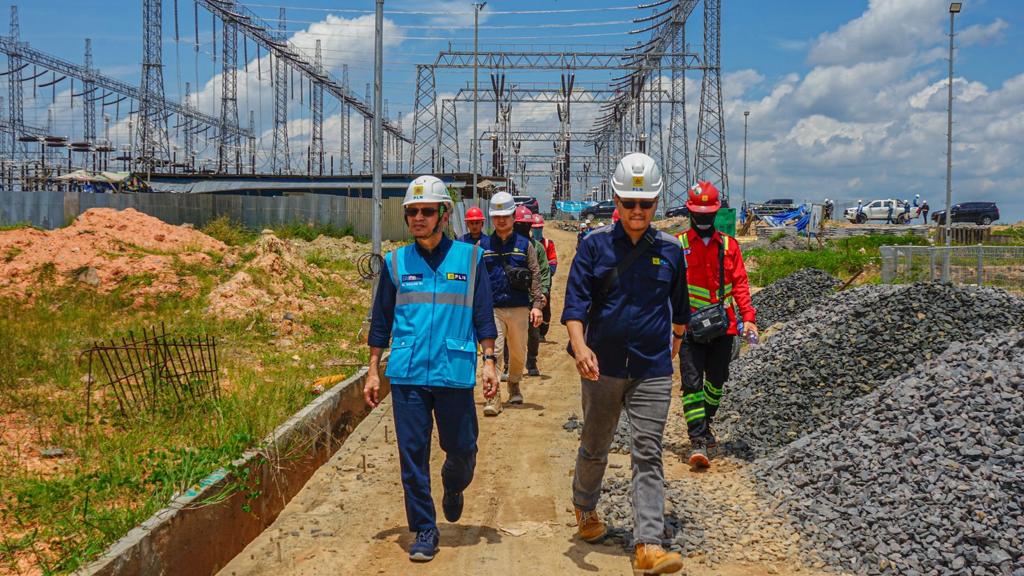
[[690, 212, 717, 237]]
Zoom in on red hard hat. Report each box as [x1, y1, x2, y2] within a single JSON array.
[[465, 206, 485, 222], [611, 208, 620, 223], [532, 213, 545, 228], [515, 205, 534, 223], [686, 181, 722, 214]]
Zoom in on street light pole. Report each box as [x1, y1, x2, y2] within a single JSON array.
[[372, 0, 384, 260], [471, 2, 486, 208], [742, 110, 750, 213], [943, 2, 961, 281]]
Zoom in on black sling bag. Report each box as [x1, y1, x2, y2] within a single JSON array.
[[688, 238, 730, 343]]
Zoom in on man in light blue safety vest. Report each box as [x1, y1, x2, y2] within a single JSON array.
[[364, 175, 499, 563]]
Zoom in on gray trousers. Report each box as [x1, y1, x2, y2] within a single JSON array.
[[572, 374, 673, 545]]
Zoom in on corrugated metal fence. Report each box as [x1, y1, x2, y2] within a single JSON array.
[[880, 245, 1024, 293], [0, 190, 412, 240]]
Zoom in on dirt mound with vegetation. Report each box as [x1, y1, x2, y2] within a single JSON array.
[[0, 208, 226, 306]]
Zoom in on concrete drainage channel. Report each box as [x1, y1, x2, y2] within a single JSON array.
[[78, 367, 389, 576]]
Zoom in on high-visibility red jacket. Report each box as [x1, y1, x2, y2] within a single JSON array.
[[542, 238, 557, 267], [675, 229, 756, 335]]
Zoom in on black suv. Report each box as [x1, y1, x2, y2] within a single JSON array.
[[664, 205, 690, 218], [580, 200, 616, 220], [513, 195, 540, 215], [932, 202, 1000, 225]]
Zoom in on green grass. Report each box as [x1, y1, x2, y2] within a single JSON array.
[[201, 216, 365, 246], [992, 225, 1024, 245], [200, 216, 257, 247], [269, 221, 362, 242], [0, 263, 368, 573], [0, 222, 37, 232], [744, 233, 929, 286]]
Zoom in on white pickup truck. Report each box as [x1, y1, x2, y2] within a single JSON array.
[[844, 198, 917, 224]]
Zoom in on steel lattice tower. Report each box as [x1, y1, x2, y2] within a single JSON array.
[[82, 38, 96, 143], [218, 20, 239, 173], [7, 6, 24, 158], [438, 99, 460, 172], [409, 65, 438, 173], [139, 0, 170, 170], [271, 7, 290, 174], [340, 64, 352, 174], [183, 81, 194, 163], [311, 39, 324, 175], [666, 20, 692, 209], [694, 0, 728, 202], [362, 82, 371, 174]]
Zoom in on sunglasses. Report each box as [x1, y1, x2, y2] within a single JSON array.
[[404, 207, 439, 218], [619, 199, 656, 210]]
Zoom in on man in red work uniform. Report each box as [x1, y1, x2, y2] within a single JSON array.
[[675, 181, 758, 469], [533, 213, 557, 342]]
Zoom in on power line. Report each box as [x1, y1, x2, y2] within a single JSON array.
[[270, 17, 635, 30], [245, 3, 640, 16]]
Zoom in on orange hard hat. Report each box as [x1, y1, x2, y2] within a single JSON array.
[[612, 208, 620, 223], [514, 205, 534, 223], [532, 213, 545, 228], [686, 181, 722, 214], [465, 206, 485, 222]]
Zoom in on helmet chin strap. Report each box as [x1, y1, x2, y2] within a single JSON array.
[[432, 204, 447, 235]]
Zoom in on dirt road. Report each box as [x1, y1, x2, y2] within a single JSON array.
[[220, 226, 829, 576]]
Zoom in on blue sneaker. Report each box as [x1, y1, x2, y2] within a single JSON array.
[[409, 528, 439, 562], [442, 489, 464, 522]]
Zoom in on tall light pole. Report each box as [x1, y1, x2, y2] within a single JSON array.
[[943, 2, 961, 281], [742, 110, 750, 213], [471, 2, 487, 208]]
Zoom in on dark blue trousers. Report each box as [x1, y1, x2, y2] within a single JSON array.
[[391, 384, 478, 532]]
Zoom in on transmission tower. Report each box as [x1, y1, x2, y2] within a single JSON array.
[[7, 6, 23, 158], [138, 0, 170, 171], [183, 81, 194, 163], [409, 65, 438, 173], [271, 7, 289, 174], [340, 63, 352, 174], [218, 19, 239, 173], [311, 39, 324, 175], [694, 0, 728, 202], [362, 82, 371, 174], [82, 38, 96, 144], [438, 99, 460, 172], [666, 20, 691, 209]]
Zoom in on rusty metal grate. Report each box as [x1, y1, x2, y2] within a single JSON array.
[[85, 324, 220, 422]]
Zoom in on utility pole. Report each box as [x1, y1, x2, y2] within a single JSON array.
[[372, 0, 384, 261], [742, 110, 750, 212], [943, 2, 961, 282], [471, 2, 486, 207]]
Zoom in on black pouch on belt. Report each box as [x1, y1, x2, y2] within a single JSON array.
[[688, 239, 729, 343]]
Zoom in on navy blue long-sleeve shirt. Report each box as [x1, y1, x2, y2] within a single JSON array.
[[369, 235, 498, 348], [561, 223, 690, 379]]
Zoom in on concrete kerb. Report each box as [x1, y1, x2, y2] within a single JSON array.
[[78, 365, 391, 576]]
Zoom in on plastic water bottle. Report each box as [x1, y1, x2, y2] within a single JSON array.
[[745, 330, 759, 346]]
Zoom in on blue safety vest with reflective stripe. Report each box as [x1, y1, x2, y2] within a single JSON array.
[[479, 232, 532, 308], [383, 241, 481, 388]]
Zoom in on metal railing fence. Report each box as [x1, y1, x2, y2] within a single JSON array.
[[881, 245, 1024, 293]]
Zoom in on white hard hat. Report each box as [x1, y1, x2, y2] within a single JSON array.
[[610, 152, 663, 199], [489, 191, 516, 216], [404, 175, 452, 207]]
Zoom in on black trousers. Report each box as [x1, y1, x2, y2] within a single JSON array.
[[679, 334, 735, 440]]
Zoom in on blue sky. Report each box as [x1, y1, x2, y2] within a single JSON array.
[[8, 0, 1024, 221]]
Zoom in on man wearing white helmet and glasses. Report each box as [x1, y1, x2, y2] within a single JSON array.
[[479, 191, 545, 416], [563, 152, 689, 575], [364, 175, 499, 563]]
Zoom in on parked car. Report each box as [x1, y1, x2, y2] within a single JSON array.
[[580, 200, 616, 220], [665, 205, 690, 218], [513, 195, 540, 215], [843, 198, 915, 224], [764, 198, 796, 209], [931, 202, 1000, 226], [750, 198, 797, 218]]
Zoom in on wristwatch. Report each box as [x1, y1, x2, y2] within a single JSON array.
[[482, 354, 497, 363]]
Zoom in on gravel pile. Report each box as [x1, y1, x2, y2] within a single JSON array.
[[754, 331, 1024, 575], [751, 268, 840, 328], [563, 412, 633, 455], [718, 282, 1024, 457]]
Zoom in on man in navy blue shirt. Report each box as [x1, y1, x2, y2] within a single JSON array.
[[562, 153, 689, 576]]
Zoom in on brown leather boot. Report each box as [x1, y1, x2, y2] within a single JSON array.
[[573, 506, 607, 543], [632, 543, 683, 575]]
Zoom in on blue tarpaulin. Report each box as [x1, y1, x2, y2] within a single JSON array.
[[555, 200, 597, 214], [762, 205, 807, 227]]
